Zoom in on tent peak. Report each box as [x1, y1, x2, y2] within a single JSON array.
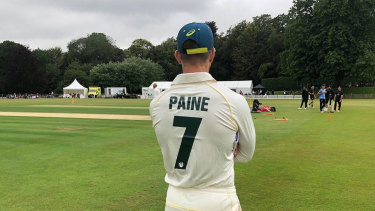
[[63, 79, 86, 90]]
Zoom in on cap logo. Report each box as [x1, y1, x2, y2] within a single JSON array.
[[186, 29, 195, 37]]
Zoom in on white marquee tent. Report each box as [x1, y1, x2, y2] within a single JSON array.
[[63, 79, 88, 98], [141, 80, 253, 99], [217, 81, 253, 95]]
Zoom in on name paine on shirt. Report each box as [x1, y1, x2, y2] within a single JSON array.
[[169, 96, 210, 111]]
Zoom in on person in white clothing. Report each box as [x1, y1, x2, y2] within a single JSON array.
[[149, 22, 256, 211], [153, 83, 161, 97]]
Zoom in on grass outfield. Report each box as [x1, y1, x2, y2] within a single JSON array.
[[0, 98, 374, 210]]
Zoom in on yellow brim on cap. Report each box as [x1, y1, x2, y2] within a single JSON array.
[[186, 47, 208, 55]]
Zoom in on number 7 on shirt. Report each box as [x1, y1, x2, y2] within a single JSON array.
[[173, 116, 202, 170]]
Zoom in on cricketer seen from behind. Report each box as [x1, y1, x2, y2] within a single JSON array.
[[150, 22, 256, 211]]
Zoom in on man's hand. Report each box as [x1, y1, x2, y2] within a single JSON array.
[[234, 144, 239, 158]]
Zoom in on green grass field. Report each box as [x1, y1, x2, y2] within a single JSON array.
[[0, 98, 374, 210]]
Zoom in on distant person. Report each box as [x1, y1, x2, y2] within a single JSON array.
[[283, 90, 286, 95], [326, 85, 334, 106], [318, 84, 327, 112], [153, 83, 160, 98], [298, 86, 309, 109], [334, 86, 344, 112], [271, 90, 274, 95], [308, 85, 315, 108]]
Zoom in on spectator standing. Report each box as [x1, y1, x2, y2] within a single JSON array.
[[153, 83, 161, 98]]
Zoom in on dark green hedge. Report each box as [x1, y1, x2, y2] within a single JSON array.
[[261, 77, 298, 91], [343, 94, 375, 99], [342, 87, 375, 94], [342, 87, 375, 99]]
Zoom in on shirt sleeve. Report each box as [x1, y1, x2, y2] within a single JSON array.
[[233, 96, 256, 162], [149, 97, 158, 127]]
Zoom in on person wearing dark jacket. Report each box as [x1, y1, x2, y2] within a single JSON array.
[[308, 85, 315, 108], [334, 86, 344, 112], [326, 85, 334, 106], [298, 86, 309, 109]]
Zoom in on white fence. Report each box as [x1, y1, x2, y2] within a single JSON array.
[[247, 95, 302, 99]]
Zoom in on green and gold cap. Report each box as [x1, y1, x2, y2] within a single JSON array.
[[177, 22, 214, 55]]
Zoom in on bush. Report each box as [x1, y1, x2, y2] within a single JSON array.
[[90, 57, 165, 93]]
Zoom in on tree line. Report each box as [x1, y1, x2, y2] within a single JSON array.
[[0, 0, 374, 95]]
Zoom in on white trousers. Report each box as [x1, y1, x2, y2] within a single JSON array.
[[165, 185, 242, 211]]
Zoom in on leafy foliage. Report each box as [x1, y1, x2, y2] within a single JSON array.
[[284, 0, 375, 85], [262, 77, 298, 91], [205, 21, 218, 37], [90, 57, 165, 93], [125, 39, 154, 59], [149, 37, 181, 81], [61, 61, 92, 88], [0, 41, 47, 94], [33, 48, 64, 93], [67, 33, 124, 65]]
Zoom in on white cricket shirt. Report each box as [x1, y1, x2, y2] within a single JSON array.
[[153, 88, 160, 98], [150, 72, 256, 189]]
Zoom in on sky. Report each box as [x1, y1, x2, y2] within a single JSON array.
[[0, 0, 294, 51]]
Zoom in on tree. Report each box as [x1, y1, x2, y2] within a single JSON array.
[[283, 0, 318, 84], [284, 0, 375, 85], [252, 15, 283, 80], [267, 14, 288, 77], [90, 57, 165, 93], [206, 21, 238, 81], [32, 47, 64, 93], [67, 33, 124, 66], [210, 34, 231, 80], [211, 20, 249, 81], [0, 41, 47, 94], [229, 15, 287, 83], [231, 24, 259, 82], [149, 37, 181, 81], [205, 21, 218, 37], [354, 42, 375, 83], [125, 39, 154, 59]]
